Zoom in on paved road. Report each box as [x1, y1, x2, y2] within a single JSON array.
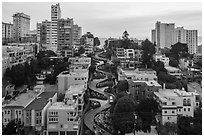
[[84, 52, 112, 134]]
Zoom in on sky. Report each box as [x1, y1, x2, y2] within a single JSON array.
[[2, 2, 202, 40]]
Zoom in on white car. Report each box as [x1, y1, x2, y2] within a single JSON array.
[[109, 95, 114, 103]]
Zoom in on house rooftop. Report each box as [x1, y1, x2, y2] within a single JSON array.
[[2, 90, 40, 108], [25, 92, 56, 110], [66, 85, 85, 94], [47, 102, 76, 110]]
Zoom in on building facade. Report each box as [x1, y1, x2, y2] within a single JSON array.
[[153, 54, 169, 66], [154, 88, 200, 125], [152, 21, 175, 49], [24, 92, 57, 132], [2, 22, 13, 44], [57, 18, 74, 51], [12, 12, 30, 42], [173, 27, 198, 54], [51, 3, 61, 46], [46, 101, 80, 135], [129, 80, 161, 103]]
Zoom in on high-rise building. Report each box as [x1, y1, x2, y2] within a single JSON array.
[[185, 30, 198, 54], [173, 27, 198, 54], [2, 22, 13, 44], [72, 24, 82, 46], [151, 29, 156, 44], [37, 20, 52, 46], [152, 21, 175, 49], [57, 18, 74, 51], [51, 3, 61, 46], [12, 12, 30, 42]]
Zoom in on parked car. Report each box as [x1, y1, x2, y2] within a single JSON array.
[[109, 95, 114, 103]]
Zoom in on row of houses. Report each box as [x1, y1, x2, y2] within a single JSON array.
[[117, 67, 200, 125]]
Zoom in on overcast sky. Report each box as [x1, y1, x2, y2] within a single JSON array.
[[2, 2, 202, 39]]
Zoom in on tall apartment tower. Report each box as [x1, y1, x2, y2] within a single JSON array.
[[185, 30, 197, 54], [173, 27, 198, 54], [72, 24, 82, 47], [152, 21, 175, 49], [2, 22, 13, 44], [57, 18, 74, 51], [37, 20, 52, 45], [12, 12, 30, 42], [51, 3, 61, 46]]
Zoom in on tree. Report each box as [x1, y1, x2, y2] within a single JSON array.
[[78, 46, 85, 55], [169, 57, 179, 67], [177, 108, 202, 135], [152, 61, 167, 73], [38, 57, 50, 69], [3, 119, 23, 135], [37, 50, 57, 60], [116, 80, 129, 94], [136, 98, 159, 132], [157, 122, 178, 135], [94, 37, 100, 46], [141, 39, 156, 68], [10, 64, 26, 86], [121, 31, 131, 49], [170, 42, 189, 60], [112, 95, 136, 134]]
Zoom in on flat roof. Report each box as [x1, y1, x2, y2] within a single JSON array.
[[47, 102, 76, 110], [25, 92, 56, 110], [58, 71, 88, 77], [66, 85, 85, 94], [165, 66, 180, 71], [132, 80, 161, 87]]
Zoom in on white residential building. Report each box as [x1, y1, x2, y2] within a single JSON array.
[[154, 88, 200, 125], [118, 68, 157, 81], [51, 3, 61, 46], [46, 100, 80, 135], [152, 21, 175, 49], [153, 54, 169, 66], [57, 71, 88, 94], [173, 27, 198, 54], [165, 66, 182, 79], [2, 86, 45, 126], [65, 85, 85, 116], [2, 22, 13, 43]]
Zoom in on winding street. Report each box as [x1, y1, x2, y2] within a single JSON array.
[[83, 52, 112, 135]]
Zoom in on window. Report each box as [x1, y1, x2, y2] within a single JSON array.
[[36, 113, 39, 117], [19, 111, 21, 115], [172, 102, 175, 105], [188, 108, 190, 111], [4, 118, 7, 122], [75, 78, 77, 80], [164, 111, 167, 114], [162, 102, 167, 105], [172, 111, 175, 114], [168, 117, 170, 120], [184, 108, 186, 111], [4, 111, 7, 115]]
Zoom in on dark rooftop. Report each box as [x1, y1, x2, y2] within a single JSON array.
[[25, 92, 56, 111]]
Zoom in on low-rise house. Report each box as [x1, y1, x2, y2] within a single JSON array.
[[154, 88, 199, 125]]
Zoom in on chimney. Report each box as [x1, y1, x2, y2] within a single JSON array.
[[163, 83, 166, 90]]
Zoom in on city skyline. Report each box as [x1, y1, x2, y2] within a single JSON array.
[[2, 2, 202, 40]]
